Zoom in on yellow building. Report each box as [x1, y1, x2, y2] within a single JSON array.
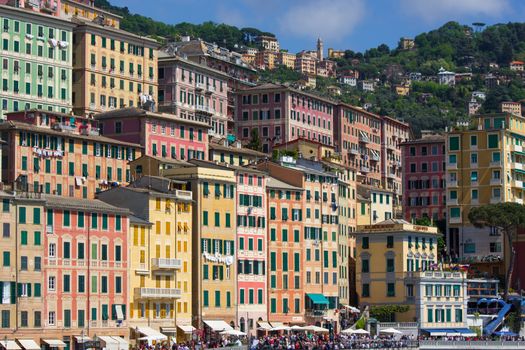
[[60, 0, 121, 28], [209, 139, 268, 166], [356, 194, 371, 227], [71, 18, 160, 116], [357, 185, 394, 224], [445, 113, 523, 274], [276, 52, 296, 69], [355, 219, 439, 322], [163, 160, 237, 329], [97, 176, 193, 341]]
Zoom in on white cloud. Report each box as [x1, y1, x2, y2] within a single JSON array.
[[401, 0, 510, 22], [278, 0, 365, 43]]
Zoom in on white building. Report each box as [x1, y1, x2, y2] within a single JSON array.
[[338, 76, 357, 87], [360, 80, 375, 92], [438, 67, 456, 86]]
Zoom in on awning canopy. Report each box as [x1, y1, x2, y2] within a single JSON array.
[[74, 336, 91, 344], [0, 341, 21, 350], [306, 293, 329, 305], [16, 340, 40, 350], [177, 325, 196, 334], [98, 337, 118, 350], [421, 328, 476, 337], [110, 337, 128, 350], [270, 322, 284, 328], [160, 327, 177, 334], [42, 340, 66, 348], [135, 326, 167, 341], [257, 321, 272, 330], [203, 320, 233, 332]]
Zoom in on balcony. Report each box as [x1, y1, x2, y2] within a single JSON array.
[[348, 149, 359, 156], [370, 154, 380, 162], [305, 310, 327, 318], [135, 287, 181, 298], [195, 105, 212, 114], [490, 178, 502, 186], [195, 82, 205, 90], [175, 189, 192, 201], [516, 198, 524, 205], [152, 258, 182, 269], [358, 135, 370, 143], [446, 162, 458, 170], [449, 217, 462, 224], [58, 123, 77, 132], [46, 225, 53, 234], [512, 180, 523, 188], [448, 180, 458, 187], [512, 162, 523, 171], [360, 166, 370, 173], [489, 160, 501, 167], [207, 85, 216, 92], [512, 144, 523, 153], [447, 198, 459, 205], [490, 197, 501, 204], [387, 172, 397, 179]]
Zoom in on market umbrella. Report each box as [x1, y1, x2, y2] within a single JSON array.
[[220, 330, 247, 336], [342, 328, 369, 335], [271, 326, 291, 331], [304, 326, 329, 333], [380, 328, 403, 335]]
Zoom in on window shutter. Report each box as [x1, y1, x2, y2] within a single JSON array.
[[17, 283, 22, 297], [219, 266, 224, 280], [111, 304, 117, 320], [27, 284, 31, 297], [10, 282, 15, 304]]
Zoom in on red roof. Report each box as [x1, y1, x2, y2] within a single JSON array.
[[511, 61, 524, 65]]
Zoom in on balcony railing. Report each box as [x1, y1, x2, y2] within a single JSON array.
[[151, 258, 182, 269], [449, 217, 462, 224], [358, 135, 370, 143], [490, 178, 502, 186], [349, 149, 359, 156], [360, 166, 370, 173], [490, 160, 502, 167], [175, 189, 192, 201], [512, 162, 523, 171], [447, 198, 459, 205], [135, 287, 181, 298], [448, 180, 458, 187], [305, 310, 327, 318], [446, 162, 457, 170]]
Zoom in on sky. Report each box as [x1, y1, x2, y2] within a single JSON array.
[[110, 0, 525, 53]]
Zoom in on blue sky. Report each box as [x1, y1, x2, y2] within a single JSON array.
[[111, 0, 525, 53]]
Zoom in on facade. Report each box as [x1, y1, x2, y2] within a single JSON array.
[[317, 60, 336, 78], [235, 83, 335, 153], [445, 114, 520, 270], [265, 176, 304, 325], [355, 219, 440, 322], [71, 18, 159, 116], [95, 107, 209, 162], [327, 49, 345, 59], [0, 110, 141, 199], [157, 55, 229, 139], [401, 133, 446, 222], [209, 139, 268, 166], [96, 176, 194, 340], [357, 185, 393, 224], [43, 195, 130, 342], [254, 51, 276, 71], [501, 101, 521, 116], [0, 5, 75, 118], [510, 60, 524, 71], [163, 160, 237, 329], [294, 57, 316, 76], [60, 0, 121, 28], [0, 190, 45, 337], [259, 158, 339, 330], [255, 35, 279, 52], [381, 116, 410, 215], [334, 104, 382, 188], [437, 68, 455, 85], [235, 168, 267, 335], [275, 52, 295, 70]]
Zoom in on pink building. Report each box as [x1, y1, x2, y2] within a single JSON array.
[[0, 0, 61, 15], [95, 107, 209, 161], [235, 83, 335, 153], [157, 56, 230, 139], [43, 195, 129, 343], [235, 167, 267, 336], [401, 132, 446, 222], [334, 103, 382, 188], [381, 116, 410, 211]]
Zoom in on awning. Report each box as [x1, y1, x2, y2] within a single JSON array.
[[115, 305, 124, 320], [270, 322, 284, 328], [98, 337, 118, 350], [110, 337, 128, 350], [135, 326, 167, 341], [17, 340, 40, 350], [42, 340, 66, 348], [160, 327, 177, 334], [74, 336, 91, 344], [421, 328, 475, 337], [203, 320, 233, 332], [257, 321, 272, 330], [306, 293, 329, 305], [0, 341, 21, 350], [456, 328, 476, 336], [177, 325, 196, 334]]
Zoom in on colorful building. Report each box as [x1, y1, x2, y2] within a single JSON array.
[[259, 158, 339, 330], [401, 132, 446, 222], [254, 51, 277, 71], [163, 160, 237, 330], [235, 167, 267, 335], [0, 4, 75, 118], [0, 109, 141, 198], [95, 107, 209, 162], [71, 17, 159, 116], [275, 52, 295, 70], [157, 55, 230, 139], [60, 0, 121, 28], [235, 83, 335, 153], [264, 176, 304, 326], [381, 116, 410, 216], [445, 113, 522, 276], [209, 138, 268, 166], [97, 176, 194, 342], [356, 185, 394, 224], [355, 219, 440, 322], [334, 104, 382, 188], [43, 195, 130, 344]]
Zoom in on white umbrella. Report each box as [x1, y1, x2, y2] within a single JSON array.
[[220, 330, 247, 336], [290, 325, 305, 331], [343, 305, 361, 313], [342, 328, 369, 335], [271, 326, 291, 331], [380, 328, 402, 335], [305, 326, 329, 333]]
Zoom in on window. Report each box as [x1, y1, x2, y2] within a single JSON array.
[[362, 237, 369, 249], [362, 284, 370, 297], [387, 283, 395, 297], [449, 136, 459, 150], [488, 134, 499, 149]]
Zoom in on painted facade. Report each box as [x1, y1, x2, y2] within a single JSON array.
[[0, 5, 75, 118], [157, 56, 229, 139], [401, 133, 446, 222], [60, 0, 121, 28], [209, 139, 268, 167], [235, 83, 335, 154], [0, 110, 141, 198], [95, 107, 209, 163], [71, 19, 159, 116]]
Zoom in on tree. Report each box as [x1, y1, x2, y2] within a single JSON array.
[[246, 128, 262, 152], [468, 202, 525, 300], [369, 305, 410, 322]]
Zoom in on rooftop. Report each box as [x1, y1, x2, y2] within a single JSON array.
[[209, 140, 269, 158], [94, 107, 210, 128], [356, 219, 439, 235], [266, 176, 303, 191], [43, 194, 130, 214]]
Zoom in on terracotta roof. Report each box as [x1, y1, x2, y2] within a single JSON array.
[[131, 155, 194, 167], [94, 107, 210, 128], [209, 142, 269, 158], [0, 120, 142, 148], [237, 83, 337, 105], [43, 195, 130, 214], [158, 55, 230, 79], [401, 134, 444, 145]]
